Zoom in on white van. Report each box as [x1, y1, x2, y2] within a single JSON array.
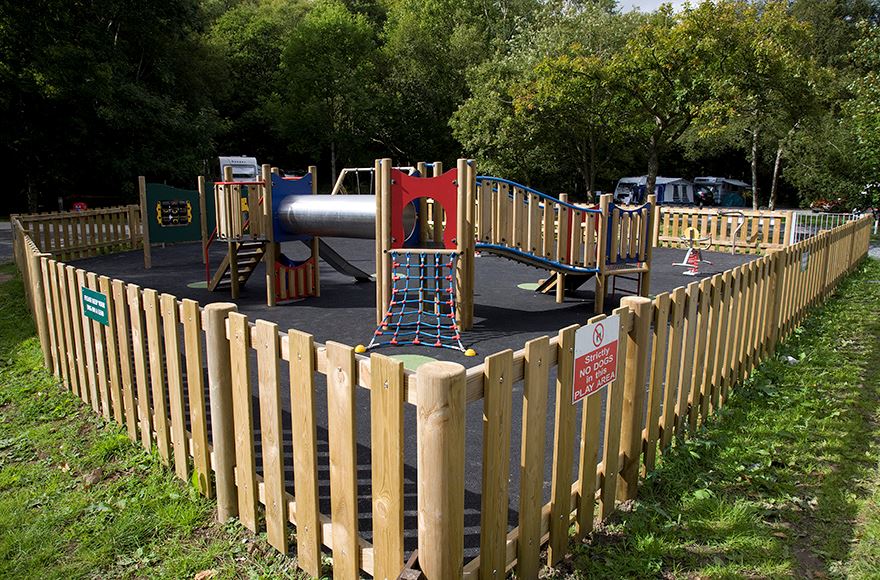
[[219, 156, 260, 182]]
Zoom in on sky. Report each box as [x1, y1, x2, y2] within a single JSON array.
[[618, 0, 687, 12]]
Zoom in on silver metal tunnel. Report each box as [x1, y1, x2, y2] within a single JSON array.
[[276, 195, 415, 239]]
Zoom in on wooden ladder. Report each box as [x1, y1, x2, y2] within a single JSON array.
[[208, 240, 267, 291]]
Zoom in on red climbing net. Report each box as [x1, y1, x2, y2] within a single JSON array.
[[366, 250, 467, 353]]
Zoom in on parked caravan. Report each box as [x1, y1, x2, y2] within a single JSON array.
[[693, 177, 750, 207], [613, 176, 694, 205], [219, 156, 260, 182]]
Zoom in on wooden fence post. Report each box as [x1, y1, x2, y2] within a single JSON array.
[[198, 176, 208, 265], [204, 302, 238, 522], [417, 361, 466, 580], [262, 164, 277, 307], [29, 250, 53, 371], [641, 194, 657, 297], [594, 194, 611, 314], [138, 176, 151, 269], [766, 249, 786, 354], [617, 295, 652, 501], [782, 210, 794, 247], [309, 165, 321, 297]]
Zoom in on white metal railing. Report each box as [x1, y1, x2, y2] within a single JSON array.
[[790, 210, 878, 244]]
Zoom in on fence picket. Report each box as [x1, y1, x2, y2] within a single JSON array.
[[255, 320, 289, 554], [143, 288, 171, 464], [57, 263, 76, 394], [326, 341, 360, 576], [644, 293, 671, 471], [675, 282, 699, 435], [710, 271, 732, 412], [600, 306, 630, 519], [161, 293, 189, 482], [517, 336, 550, 578], [660, 287, 686, 450], [687, 279, 712, 431], [182, 299, 212, 498], [77, 269, 100, 412], [230, 312, 258, 531], [288, 329, 322, 576], [39, 257, 59, 375], [100, 277, 124, 425], [699, 276, 722, 422], [370, 353, 406, 580], [112, 280, 138, 440], [86, 272, 111, 419], [127, 284, 153, 451], [47, 261, 67, 385], [479, 349, 514, 579], [548, 325, 577, 565], [576, 315, 608, 540], [726, 267, 746, 397], [68, 267, 89, 406]]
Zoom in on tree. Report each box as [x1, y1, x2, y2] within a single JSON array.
[[847, 22, 880, 190], [451, 3, 641, 196], [510, 6, 644, 194], [267, 0, 383, 183], [0, 0, 223, 212], [688, 0, 826, 209], [207, 0, 307, 164], [785, 20, 880, 209], [602, 3, 731, 197], [379, 0, 540, 164]]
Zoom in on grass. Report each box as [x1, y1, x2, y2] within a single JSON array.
[[564, 258, 880, 579], [0, 264, 317, 579]]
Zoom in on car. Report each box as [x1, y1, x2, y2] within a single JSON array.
[[694, 186, 716, 208], [809, 198, 848, 213]]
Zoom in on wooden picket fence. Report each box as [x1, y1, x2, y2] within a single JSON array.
[[10, 208, 874, 579], [453, 214, 873, 578], [654, 206, 793, 254], [11, 205, 143, 261]]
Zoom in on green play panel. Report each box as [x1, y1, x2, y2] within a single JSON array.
[[517, 282, 539, 291], [389, 354, 438, 371], [187, 280, 208, 289]]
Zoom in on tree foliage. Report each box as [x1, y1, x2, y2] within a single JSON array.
[[2, 0, 878, 212], [0, 0, 224, 211]]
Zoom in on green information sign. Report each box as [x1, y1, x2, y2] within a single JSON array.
[[82, 287, 109, 326]]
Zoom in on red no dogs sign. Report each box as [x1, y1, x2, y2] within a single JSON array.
[[572, 315, 620, 403]]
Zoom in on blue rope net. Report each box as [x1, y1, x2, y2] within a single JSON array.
[[366, 251, 467, 353]]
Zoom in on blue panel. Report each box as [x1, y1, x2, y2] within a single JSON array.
[[272, 173, 314, 242]]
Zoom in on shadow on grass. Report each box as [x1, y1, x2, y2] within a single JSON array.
[[569, 260, 880, 579], [0, 265, 36, 356]]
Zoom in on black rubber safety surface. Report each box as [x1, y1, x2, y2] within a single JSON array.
[[72, 238, 755, 365]]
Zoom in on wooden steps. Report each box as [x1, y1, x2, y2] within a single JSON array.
[[208, 240, 267, 291]]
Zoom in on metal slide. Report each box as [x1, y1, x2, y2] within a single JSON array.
[[306, 238, 373, 282], [474, 242, 601, 275]]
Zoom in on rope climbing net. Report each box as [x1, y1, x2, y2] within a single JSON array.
[[365, 250, 469, 353]]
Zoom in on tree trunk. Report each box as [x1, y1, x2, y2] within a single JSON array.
[[589, 135, 599, 202], [330, 140, 337, 188], [645, 135, 659, 204], [577, 141, 592, 200], [769, 122, 799, 211], [769, 140, 784, 211], [750, 128, 759, 210], [26, 176, 39, 213]]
